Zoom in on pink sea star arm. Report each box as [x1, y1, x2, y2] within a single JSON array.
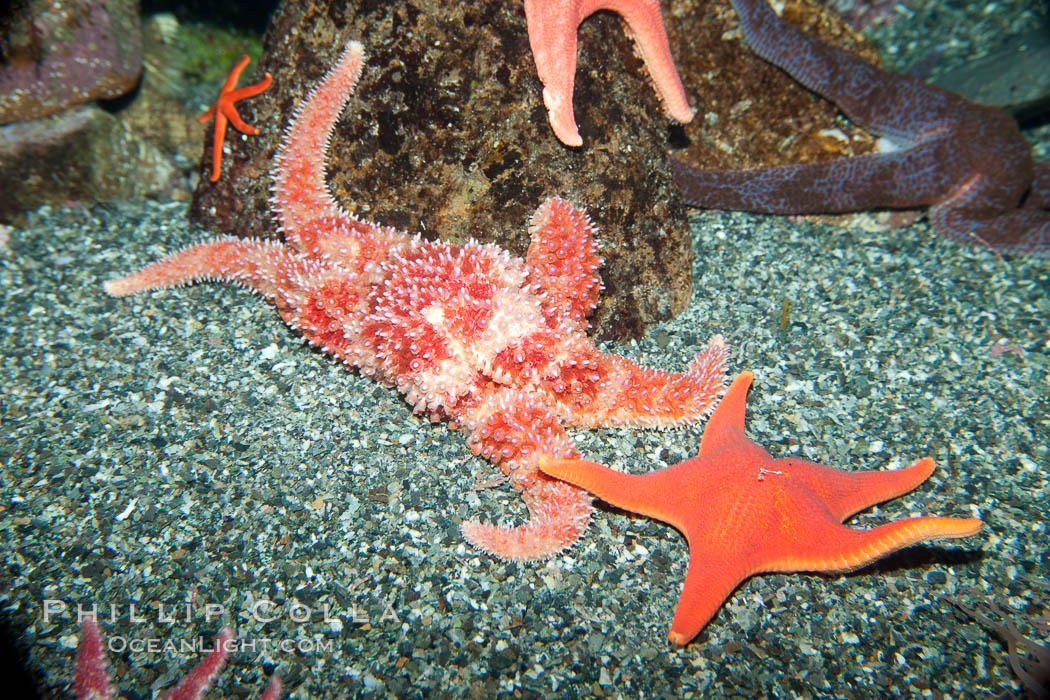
[[550, 335, 727, 428], [525, 0, 693, 146], [673, 0, 1050, 256], [103, 237, 301, 302], [524, 196, 602, 328], [74, 618, 115, 700], [270, 40, 411, 267], [459, 387, 594, 560], [163, 627, 232, 700], [103, 235, 375, 366], [272, 42, 363, 234]]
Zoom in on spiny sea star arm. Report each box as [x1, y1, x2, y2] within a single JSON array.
[[74, 618, 114, 700], [459, 388, 594, 561], [104, 237, 371, 363], [104, 237, 300, 302], [267, 39, 411, 268], [271, 39, 401, 263], [524, 196, 602, 328], [524, 0, 692, 146], [164, 627, 233, 700], [551, 334, 727, 429]]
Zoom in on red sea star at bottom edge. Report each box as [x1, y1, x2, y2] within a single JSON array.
[[539, 371, 983, 646], [73, 618, 281, 700], [103, 39, 728, 562]]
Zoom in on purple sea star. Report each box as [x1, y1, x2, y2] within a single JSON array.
[[672, 0, 1050, 256]]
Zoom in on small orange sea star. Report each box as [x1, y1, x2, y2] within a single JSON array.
[[540, 371, 982, 645], [198, 54, 273, 182]]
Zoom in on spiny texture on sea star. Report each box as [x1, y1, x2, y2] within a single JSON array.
[[540, 371, 982, 645], [198, 54, 272, 182], [73, 618, 281, 700], [106, 40, 727, 561], [525, 0, 693, 146], [672, 0, 1050, 256]]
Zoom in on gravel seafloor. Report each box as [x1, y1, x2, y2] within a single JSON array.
[[3, 3, 1050, 700]]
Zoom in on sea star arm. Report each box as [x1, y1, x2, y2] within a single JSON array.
[[674, 0, 1050, 256], [103, 237, 299, 301], [198, 55, 273, 182], [772, 455, 940, 522], [460, 388, 594, 561], [73, 618, 114, 700], [672, 144, 956, 215], [667, 512, 981, 646], [104, 236, 374, 364], [537, 453, 691, 524], [729, 0, 948, 139], [929, 179, 1050, 255], [524, 197, 602, 328], [524, 0, 693, 146], [270, 40, 412, 267], [538, 335, 727, 429], [521, 196, 726, 428], [1030, 162, 1050, 209]]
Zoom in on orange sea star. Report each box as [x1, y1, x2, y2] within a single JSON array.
[[105, 40, 727, 561], [198, 55, 273, 182], [524, 0, 694, 146], [540, 371, 982, 645]]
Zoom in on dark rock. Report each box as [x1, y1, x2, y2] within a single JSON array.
[[0, 105, 176, 222], [0, 14, 201, 222], [929, 26, 1050, 125]]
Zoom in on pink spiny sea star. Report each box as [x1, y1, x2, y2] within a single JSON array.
[[106, 40, 727, 561]]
